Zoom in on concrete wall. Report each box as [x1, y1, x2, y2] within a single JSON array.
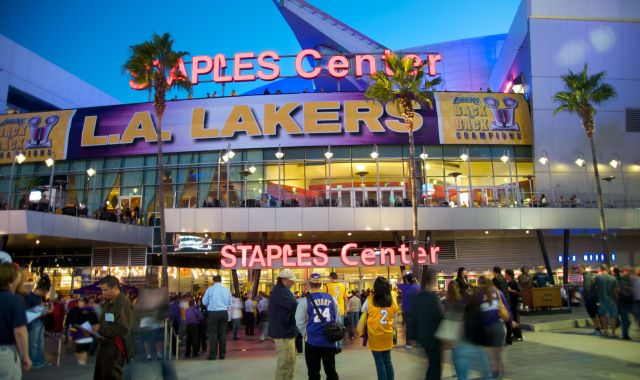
[[0, 35, 120, 113]]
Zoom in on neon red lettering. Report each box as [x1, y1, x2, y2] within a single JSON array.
[[312, 244, 329, 267], [191, 55, 213, 85], [399, 244, 411, 265], [266, 244, 282, 267], [295, 49, 322, 79], [213, 54, 232, 83], [282, 244, 296, 267], [257, 51, 280, 81], [361, 248, 376, 266], [220, 245, 237, 268], [234, 52, 256, 82], [340, 243, 358, 266]]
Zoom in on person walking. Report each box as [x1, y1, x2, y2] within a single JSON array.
[[594, 265, 618, 337], [202, 275, 231, 360], [492, 267, 512, 345], [397, 273, 420, 349], [258, 294, 270, 342], [66, 297, 99, 365], [632, 267, 640, 330], [0, 263, 32, 379], [268, 269, 299, 380], [296, 273, 340, 380], [325, 272, 347, 350], [25, 275, 52, 368], [184, 297, 204, 358], [94, 275, 133, 380], [361, 277, 399, 380], [229, 296, 243, 341], [245, 294, 256, 337], [505, 269, 523, 342], [410, 269, 443, 380], [455, 267, 471, 296], [613, 267, 634, 340], [576, 265, 602, 334], [346, 290, 361, 341]]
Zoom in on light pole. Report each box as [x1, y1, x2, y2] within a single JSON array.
[[448, 172, 461, 206], [86, 168, 97, 216], [222, 144, 235, 207], [501, 151, 515, 206], [7, 152, 26, 209], [45, 158, 55, 213], [325, 146, 333, 207], [420, 148, 429, 207], [601, 176, 616, 207], [538, 150, 555, 205], [371, 145, 380, 206], [275, 146, 284, 207], [575, 152, 592, 206], [216, 149, 223, 204], [609, 155, 627, 207], [460, 147, 472, 207]]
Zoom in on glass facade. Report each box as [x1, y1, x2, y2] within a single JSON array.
[[0, 144, 533, 218]]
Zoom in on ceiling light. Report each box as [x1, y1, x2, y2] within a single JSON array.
[[36, 239, 40, 245], [297, 233, 302, 237], [484, 230, 489, 235], [347, 232, 352, 236], [356, 164, 366, 171], [525, 230, 530, 234]]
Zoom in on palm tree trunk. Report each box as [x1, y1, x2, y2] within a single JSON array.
[[407, 122, 420, 278], [588, 135, 610, 264], [156, 116, 169, 286]]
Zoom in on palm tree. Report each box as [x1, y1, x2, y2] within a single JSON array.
[[123, 33, 191, 286], [553, 64, 616, 264], [365, 52, 441, 277]]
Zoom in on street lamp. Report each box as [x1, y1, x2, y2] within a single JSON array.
[[460, 147, 473, 207], [7, 152, 26, 209], [222, 144, 234, 207], [601, 175, 616, 207], [275, 146, 284, 207], [575, 152, 592, 205], [448, 172, 461, 206], [87, 168, 97, 215], [538, 150, 555, 205], [500, 151, 515, 206], [419, 147, 429, 161], [609, 154, 627, 207], [325, 146, 333, 206], [45, 158, 55, 213], [371, 145, 380, 205]]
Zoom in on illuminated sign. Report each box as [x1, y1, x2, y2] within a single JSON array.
[[173, 234, 213, 251], [220, 242, 439, 269], [129, 49, 443, 89]]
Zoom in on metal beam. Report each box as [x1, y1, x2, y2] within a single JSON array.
[[226, 232, 241, 297], [392, 231, 405, 274], [562, 229, 570, 286], [419, 231, 432, 290], [536, 230, 555, 285], [251, 233, 267, 298]]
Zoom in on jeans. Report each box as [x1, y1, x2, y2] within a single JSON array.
[[28, 319, 45, 366], [452, 341, 492, 380], [403, 313, 414, 343], [634, 300, 640, 330], [347, 312, 359, 339], [619, 303, 632, 338], [260, 321, 269, 340], [246, 312, 255, 335], [207, 311, 228, 358], [425, 348, 442, 380], [372, 350, 394, 380], [231, 318, 242, 339], [304, 342, 338, 380]]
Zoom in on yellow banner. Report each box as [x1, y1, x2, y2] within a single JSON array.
[[436, 92, 532, 145], [0, 110, 74, 164]]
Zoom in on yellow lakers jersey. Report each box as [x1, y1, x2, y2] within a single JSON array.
[[326, 282, 347, 314], [364, 296, 398, 351]]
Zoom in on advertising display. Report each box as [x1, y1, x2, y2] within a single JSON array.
[[1, 92, 532, 163], [436, 92, 532, 145]]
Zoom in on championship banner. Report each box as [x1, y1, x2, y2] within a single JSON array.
[[65, 92, 439, 160], [435, 92, 532, 145], [0, 110, 75, 164]]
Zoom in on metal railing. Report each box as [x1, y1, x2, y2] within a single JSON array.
[[163, 319, 180, 361]]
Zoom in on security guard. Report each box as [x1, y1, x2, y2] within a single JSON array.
[[94, 275, 132, 380]]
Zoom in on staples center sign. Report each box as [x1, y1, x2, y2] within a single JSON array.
[[220, 243, 439, 269], [129, 49, 442, 89]]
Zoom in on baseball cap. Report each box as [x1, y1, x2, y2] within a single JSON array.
[[309, 273, 323, 284], [0, 251, 12, 264], [278, 269, 296, 281]]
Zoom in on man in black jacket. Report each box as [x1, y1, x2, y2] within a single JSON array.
[[268, 269, 298, 380], [409, 268, 443, 380]]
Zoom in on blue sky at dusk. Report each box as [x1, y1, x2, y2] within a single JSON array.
[[0, 0, 520, 104]]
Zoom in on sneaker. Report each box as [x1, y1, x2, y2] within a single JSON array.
[[32, 363, 46, 369], [403, 344, 413, 349], [146, 355, 152, 361]]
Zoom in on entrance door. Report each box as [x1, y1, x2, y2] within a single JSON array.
[[120, 195, 142, 222], [352, 187, 380, 207], [380, 187, 405, 207]]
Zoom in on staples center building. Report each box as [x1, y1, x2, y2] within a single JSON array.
[[1, 0, 639, 293]]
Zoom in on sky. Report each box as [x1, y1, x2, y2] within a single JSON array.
[[0, 0, 521, 104]]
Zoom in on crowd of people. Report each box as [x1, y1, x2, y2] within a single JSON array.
[[1, 251, 639, 380]]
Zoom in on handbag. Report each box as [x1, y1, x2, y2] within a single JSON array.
[[435, 318, 463, 343], [307, 294, 345, 342]]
